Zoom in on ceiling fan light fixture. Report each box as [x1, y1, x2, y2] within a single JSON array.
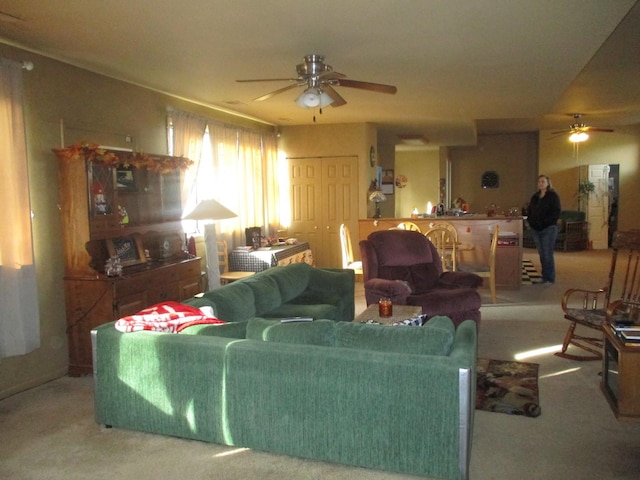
[[295, 88, 334, 108], [569, 131, 589, 143]]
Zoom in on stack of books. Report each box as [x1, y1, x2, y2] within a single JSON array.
[[610, 320, 640, 346]]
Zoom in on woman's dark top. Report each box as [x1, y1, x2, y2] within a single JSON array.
[[527, 189, 561, 231]]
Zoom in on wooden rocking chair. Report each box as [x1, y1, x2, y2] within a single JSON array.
[[556, 230, 640, 360]]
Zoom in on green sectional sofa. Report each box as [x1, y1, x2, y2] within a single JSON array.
[[183, 262, 355, 322], [92, 316, 477, 480]]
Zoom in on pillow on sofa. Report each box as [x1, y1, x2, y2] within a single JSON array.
[[335, 316, 454, 356], [247, 318, 336, 346]]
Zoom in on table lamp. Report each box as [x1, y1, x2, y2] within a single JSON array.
[[368, 190, 387, 218], [182, 199, 237, 289]]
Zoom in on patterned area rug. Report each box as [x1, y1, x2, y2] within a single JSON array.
[[522, 259, 542, 284], [476, 358, 541, 417]]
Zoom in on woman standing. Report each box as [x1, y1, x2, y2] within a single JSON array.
[[527, 175, 561, 284]]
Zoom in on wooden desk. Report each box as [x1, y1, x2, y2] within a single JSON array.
[[358, 216, 523, 289], [602, 324, 640, 421], [228, 242, 314, 272]]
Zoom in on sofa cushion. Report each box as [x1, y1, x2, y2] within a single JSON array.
[[246, 318, 336, 346], [180, 320, 248, 338], [266, 263, 310, 303], [183, 282, 256, 322], [262, 303, 338, 321], [335, 316, 455, 356], [242, 275, 282, 316]]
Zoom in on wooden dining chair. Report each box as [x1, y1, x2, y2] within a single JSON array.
[[396, 222, 422, 232], [556, 230, 640, 360], [424, 226, 458, 272], [339, 224, 363, 279], [458, 225, 498, 303], [217, 240, 255, 285]]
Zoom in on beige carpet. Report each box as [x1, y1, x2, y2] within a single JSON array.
[[1, 250, 639, 480]]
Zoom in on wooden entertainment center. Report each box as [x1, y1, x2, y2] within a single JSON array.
[[54, 146, 202, 376]]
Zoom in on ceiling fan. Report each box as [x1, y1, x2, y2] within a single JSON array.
[[236, 54, 397, 109], [551, 114, 614, 142]]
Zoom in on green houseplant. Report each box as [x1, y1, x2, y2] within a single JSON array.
[[576, 180, 595, 211]]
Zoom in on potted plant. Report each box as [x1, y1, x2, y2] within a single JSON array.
[[576, 179, 595, 211]]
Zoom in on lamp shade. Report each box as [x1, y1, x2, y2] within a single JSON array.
[[182, 199, 237, 221], [295, 88, 334, 108], [569, 132, 589, 143]]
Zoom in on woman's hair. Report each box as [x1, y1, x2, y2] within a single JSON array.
[[538, 174, 553, 190]]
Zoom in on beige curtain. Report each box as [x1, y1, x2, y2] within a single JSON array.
[[171, 110, 207, 216], [207, 125, 282, 244], [172, 110, 283, 246], [0, 58, 40, 358]]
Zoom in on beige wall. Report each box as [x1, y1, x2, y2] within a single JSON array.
[[449, 133, 539, 215], [0, 43, 271, 399], [538, 125, 640, 231], [394, 149, 441, 217], [277, 123, 375, 219]]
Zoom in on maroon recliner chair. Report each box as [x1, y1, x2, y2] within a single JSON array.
[[359, 229, 483, 327]]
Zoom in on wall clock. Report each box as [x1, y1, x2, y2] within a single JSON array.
[[481, 170, 499, 189], [369, 145, 376, 167]]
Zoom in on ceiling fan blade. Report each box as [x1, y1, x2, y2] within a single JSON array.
[[237, 78, 299, 83], [253, 83, 303, 102], [335, 78, 397, 94], [323, 85, 347, 107], [585, 127, 614, 133], [551, 129, 571, 135]]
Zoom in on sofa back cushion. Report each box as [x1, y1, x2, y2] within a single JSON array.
[[265, 263, 311, 303], [335, 316, 455, 356], [246, 318, 336, 346], [180, 320, 248, 338], [186, 282, 256, 322], [242, 275, 282, 316]]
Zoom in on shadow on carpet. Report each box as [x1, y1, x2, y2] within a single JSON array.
[[476, 358, 541, 417]]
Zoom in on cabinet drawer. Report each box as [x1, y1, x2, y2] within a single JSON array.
[[176, 259, 202, 280], [116, 291, 148, 317], [147, 282, 180, 305]]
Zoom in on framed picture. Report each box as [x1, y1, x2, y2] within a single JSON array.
[[116, 167, 137, 191], [106, 234, 147, 267], [381, 169, 394, 195]]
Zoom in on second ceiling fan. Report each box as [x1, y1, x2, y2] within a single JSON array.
[[236, 54, 397, 108], [551, 114, 614, 142]]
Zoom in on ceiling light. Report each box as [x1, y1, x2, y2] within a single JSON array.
[[569, 132, 589, 143], [295, 88, 334, 108]]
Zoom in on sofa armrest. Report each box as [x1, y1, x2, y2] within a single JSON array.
[[438, 271, 483, 289], [303, 267, 355, 321]]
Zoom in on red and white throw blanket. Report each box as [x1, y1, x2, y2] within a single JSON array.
[[115, 301, 224, 333]]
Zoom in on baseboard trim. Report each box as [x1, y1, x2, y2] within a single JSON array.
[[0, 367, 69, 401]]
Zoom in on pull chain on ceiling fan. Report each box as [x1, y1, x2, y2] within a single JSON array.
[[236, 54, 397, 109]]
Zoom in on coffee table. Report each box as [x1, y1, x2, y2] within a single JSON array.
[[354, 304, 422, 325]]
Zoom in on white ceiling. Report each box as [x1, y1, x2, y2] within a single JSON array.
[[1, 0, 639, 146]]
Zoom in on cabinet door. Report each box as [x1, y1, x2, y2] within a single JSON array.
[[116, 291, 148, 318]]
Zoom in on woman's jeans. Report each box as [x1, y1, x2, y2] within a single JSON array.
[[531, 224, 558, 283]]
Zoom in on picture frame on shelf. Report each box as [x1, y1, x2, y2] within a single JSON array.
[[105, 234, 147, 267], [116, 167, 137, 191], [381, 169, 394, 195]]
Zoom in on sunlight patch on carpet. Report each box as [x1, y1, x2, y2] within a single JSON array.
[[476, 358, 541, 417]]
